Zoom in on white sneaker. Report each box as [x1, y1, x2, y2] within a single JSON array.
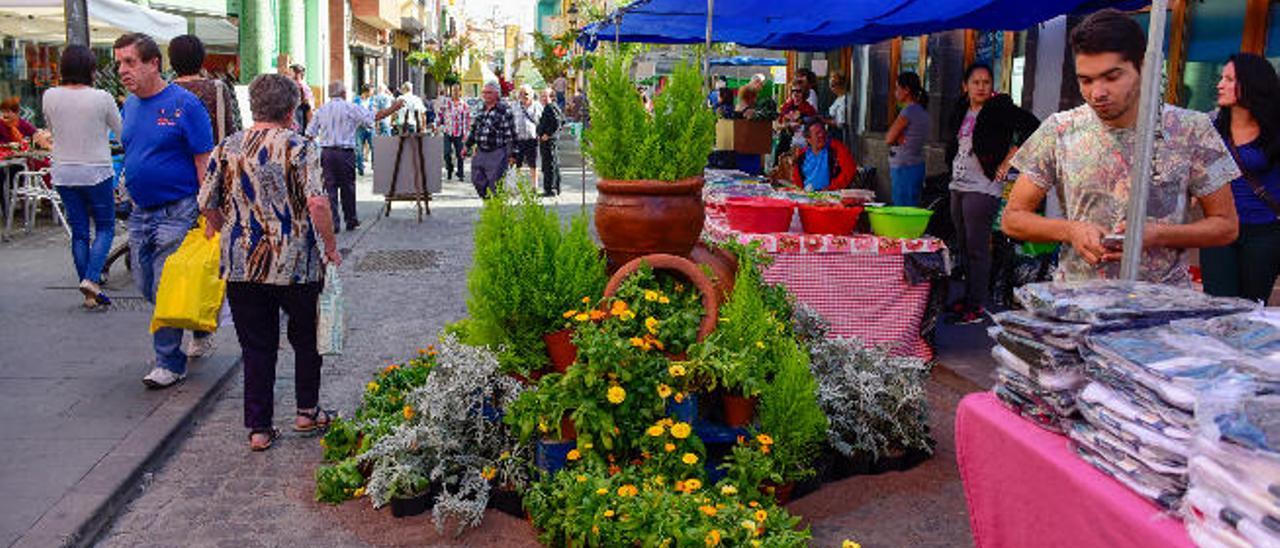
[[142, 367, 186, 389], [185, 336, 216, 359]]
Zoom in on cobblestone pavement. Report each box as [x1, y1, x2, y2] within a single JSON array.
[[95, 168, 980, 547]]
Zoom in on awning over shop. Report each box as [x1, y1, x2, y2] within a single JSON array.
[[0, 0, 188, 44], [580, 0, 1148, 51], [708, 56, 785, 67]]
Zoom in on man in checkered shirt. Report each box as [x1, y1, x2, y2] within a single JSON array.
[[466, 81, 517, 198], [436, 85, 471, 182]]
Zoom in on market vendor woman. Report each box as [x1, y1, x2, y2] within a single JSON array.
[[791, 118, 856, 191], [1002, 9, 1240, 286]]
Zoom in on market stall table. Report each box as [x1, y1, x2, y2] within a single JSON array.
[[702, 183, 948, 360], [956, 392, 1193, 548]]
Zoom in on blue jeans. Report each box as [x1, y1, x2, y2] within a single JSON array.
[[128, 195, 206, 374], [355, 127, 373, 175], [55, 178, 115, 283], [891, 163, 926, 207]]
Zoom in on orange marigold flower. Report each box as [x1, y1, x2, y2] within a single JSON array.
[[589, 309, 606, 321]]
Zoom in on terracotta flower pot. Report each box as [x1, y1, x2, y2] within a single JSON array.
[[762, 481, 795, 505], [542, 329, 577, 372], [721, 393, 757, 427], [595, 177, 706, 269], [688, 242, 738, 300], [603, 254, 719, 343], [560, 415, 577, 440]]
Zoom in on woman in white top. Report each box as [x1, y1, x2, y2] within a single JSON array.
[[42, 45, 123, 308]]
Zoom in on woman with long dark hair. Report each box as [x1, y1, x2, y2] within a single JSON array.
[[1202, 53, 1280, 303], [945, 63, 1040, 324], [886, 71, 930, 206]]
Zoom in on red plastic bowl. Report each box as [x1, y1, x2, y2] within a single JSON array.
[[724, 197, 795, 234], [798, 204, 863, 236]]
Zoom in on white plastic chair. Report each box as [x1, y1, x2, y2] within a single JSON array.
[[5, 169, 69, 238]]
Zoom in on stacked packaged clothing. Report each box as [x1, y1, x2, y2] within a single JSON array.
[[989, 310, 1090, 432], [1185, 390, 1280, 547], [1002, 280, 1256, 510]]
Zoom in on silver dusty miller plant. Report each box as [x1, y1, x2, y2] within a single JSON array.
[[794, 305, 934, 460], [360, 334, 531, 536]]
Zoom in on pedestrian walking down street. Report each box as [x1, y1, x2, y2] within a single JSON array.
[[169, 34, 241, 144], [198, 73, 342, 452], [370, 84, 395, 137], [537, 88, 564, 196], [945, 63, 1040, 325], [352, 84, 375, 176], [395, 82, 427, 134], [511, 84, 543, 189], [42, 45, 122, 309], [114, 32, 216, 389], [466, 82, 517, 199], [290, 64, 313, 133], [1201, 52, 1280, 303], [438, 85, 471, 182], [307, 81, 403, 232]]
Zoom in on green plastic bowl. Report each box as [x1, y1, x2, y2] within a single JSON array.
[[866, 206, 934, 239]]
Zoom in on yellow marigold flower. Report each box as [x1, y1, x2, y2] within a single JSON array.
[[622, 310, 637, 320], [567, 449, 581, 461], [842, 541, 861, 548], [647, 424, 666, 437], [582, 442, 594, 449], [630, 337, 646, 348], [657, 384, 673, 399], [659, 295, 670, 304], [563, 309, 577, 319], [645, 316, 660, 334], [705, 529, 722, 546], [607, 385, 627, 404], [682, 453, 698, 465], [366, 381, 380, 393], [661, 418, 674, 426], [741, 520, 757, 532], [589, 309, 606, 321], [755, 340, 765, 349], [596, 487, 608, 495], [402, 405, 415, 421], [668, 364, 687, 377], [500, 451, 510, 460], [654, 475, 665, 485], [664, 443, 676, 452], [671, 422, 692, 439], [674, 392, 685, 403], [538, 421, 549, 433], [576, 475, 587, 482], [756, 433, 774, 445], [684, 478, 702, 491], [353, 486, 366, 498], [604, 509, 615, 518], [721, 484, 738, 496], [582, 296, 592, 304], [481, 467, 497, 481], [574, 312, 590, 322], [760, 445, 771, 454], [617, 484, 638, 497], [644, 289, 660, 301], [610, 300, 629, 316], [754, 509, 768, 522], [699, 505, 718, 517]]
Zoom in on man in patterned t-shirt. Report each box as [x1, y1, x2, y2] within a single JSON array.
[[466, 82, 517, 198], [1002, 9, 1240, 286]]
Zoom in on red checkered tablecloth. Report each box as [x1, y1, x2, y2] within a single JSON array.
[[702, 197, 944, 360]]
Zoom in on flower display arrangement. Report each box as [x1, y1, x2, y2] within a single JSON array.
[[454, 183, 608, 378], [794, 304, 935, 465]]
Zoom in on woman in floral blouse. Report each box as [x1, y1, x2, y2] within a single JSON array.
[[198, 73, 340, 451]]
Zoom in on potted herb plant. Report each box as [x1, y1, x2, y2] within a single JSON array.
[[584, 52, 716, 267], [386, 469, 432, 518]]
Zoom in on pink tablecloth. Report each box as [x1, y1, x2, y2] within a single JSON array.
[[956, 392, 1193, 548]]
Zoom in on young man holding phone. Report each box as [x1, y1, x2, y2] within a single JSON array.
[[1001, 9, 1240, 286]]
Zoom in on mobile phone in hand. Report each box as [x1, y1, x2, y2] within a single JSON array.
[[1102, 234, 1125, 251]]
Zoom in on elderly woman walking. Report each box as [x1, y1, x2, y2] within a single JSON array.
[[198, 73, 341, 451]]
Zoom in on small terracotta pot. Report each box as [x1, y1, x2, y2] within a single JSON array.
[[560, 415, 577, 440], [603, 253, 719, 343], [762, 481, 795, 505], [689, 242, 738, 300], [595, 177, 706, 269], [542, 329, 577, 372], [721, 393, 757, 427]]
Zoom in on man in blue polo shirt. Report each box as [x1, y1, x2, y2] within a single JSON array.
[[115, 33, 216, 389]]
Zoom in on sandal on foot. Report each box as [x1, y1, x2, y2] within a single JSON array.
[[249, 427, 281, 451], [293, 407, 334, 433]]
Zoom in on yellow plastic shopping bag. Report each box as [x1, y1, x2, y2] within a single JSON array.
[[150, 220, 225, 333]]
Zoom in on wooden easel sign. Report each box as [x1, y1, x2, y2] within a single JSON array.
[[372, 134, 443, 222]]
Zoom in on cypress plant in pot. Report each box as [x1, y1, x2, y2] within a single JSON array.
[[584, 52, 716, 268]]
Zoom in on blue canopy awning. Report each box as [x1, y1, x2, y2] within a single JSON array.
[[708, 56, 786, 67], [579, 0, 1149, 51]]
